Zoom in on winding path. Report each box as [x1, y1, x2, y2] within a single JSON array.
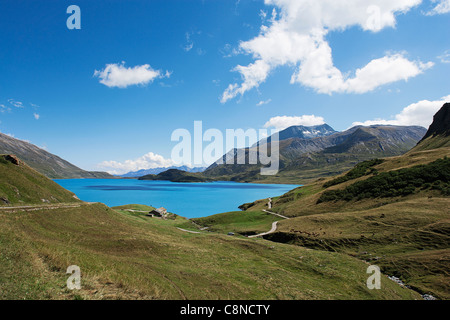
[[0, 203, 83, 212], [262, 209, 290, 220], [248, 221, 280, 238], [176, 199, 291, 238], [248, 199, 291, 238], [176, 227, 202, 234]]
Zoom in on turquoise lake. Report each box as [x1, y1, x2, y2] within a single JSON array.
[[54, 179, 299, 218]]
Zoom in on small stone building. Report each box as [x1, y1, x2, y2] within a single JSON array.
[[148, 207, 168, 218]]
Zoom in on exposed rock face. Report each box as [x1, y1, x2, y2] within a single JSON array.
[[421, 103, 450, 141], [4, 154, 20, 165]]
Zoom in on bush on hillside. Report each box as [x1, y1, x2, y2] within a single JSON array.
[[318, 157, 450, 203]]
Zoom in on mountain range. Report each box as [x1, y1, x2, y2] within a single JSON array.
[[203, 124, 427, 183], [0, 122, 427, 183], [120, 166, 206, 178]]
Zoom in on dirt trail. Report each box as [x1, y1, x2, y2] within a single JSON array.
[[263, 209, 290, 220], [176, 227, 202, 234], [0, 202, 96, 212], [248, 201, 291, 238], [248, 221, 280, 238]]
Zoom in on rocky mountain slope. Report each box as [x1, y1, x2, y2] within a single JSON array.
[[0, 133, 113, 179], [204, 124, 427, 183]]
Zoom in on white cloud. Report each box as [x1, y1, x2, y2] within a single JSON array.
[[264, 115, 326, 130], [94, 62, 170, 88], [8, 99, 24, 108], [33, 113, 40, 120], [352, 94, 450, 128], [183, 32, 194, 52], [438, 50, 450, 63], [0, 104, 11, 113], [220, 43, 242, 58], [425, 0, 450, 15], [256, 99, 272, 106], [183, 31, 205, 55], [222, 0, 431, 102], [0, 131, 31, 143], [98, 152, 177, 175]]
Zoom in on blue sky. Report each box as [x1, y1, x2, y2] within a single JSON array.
[[0, 0, 449, 174]]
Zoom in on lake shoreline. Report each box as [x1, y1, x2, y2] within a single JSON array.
[[54, 179, 300, 219]]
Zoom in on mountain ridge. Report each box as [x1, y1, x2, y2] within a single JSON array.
[[120, 166, 206, 178], [0, 133, 114, 179], [203, 124, 427, 183]]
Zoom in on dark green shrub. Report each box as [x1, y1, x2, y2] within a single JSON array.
[[317, 157, 450, 203]]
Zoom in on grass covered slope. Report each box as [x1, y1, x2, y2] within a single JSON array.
[[317, 157, 450, 203], [241, 136, 450, 299], [192, 210, 283, 236], [0, 155, 80, 205], [0, 156, 420, 300], [0, 202, 421, 300], [270, 198, 449, 299]]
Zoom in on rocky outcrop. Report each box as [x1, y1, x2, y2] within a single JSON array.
[[420, 103, 450, 141], [4, 154, 20, 165]]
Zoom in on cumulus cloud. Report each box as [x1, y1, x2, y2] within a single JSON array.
[[425, 0, 450, 15], [94, 62, 170, 88], [352, 94, 450, 128], [264, 115, 326, 130], [98, 152, 177, 175], [222, 0, 432, 102]]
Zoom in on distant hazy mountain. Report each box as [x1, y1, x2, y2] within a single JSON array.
[[120, 166, 206, 178], [0, 133, 114, 179]]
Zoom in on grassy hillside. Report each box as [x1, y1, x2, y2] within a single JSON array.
[[0, 154, 80, 205], [269, 198, 449, 299], [192, 210, 283, 236], [241, 144, 450, 299], [0, 155, 420, 300], [317, 157, 449, 203], [0, 202, 421, 300]]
